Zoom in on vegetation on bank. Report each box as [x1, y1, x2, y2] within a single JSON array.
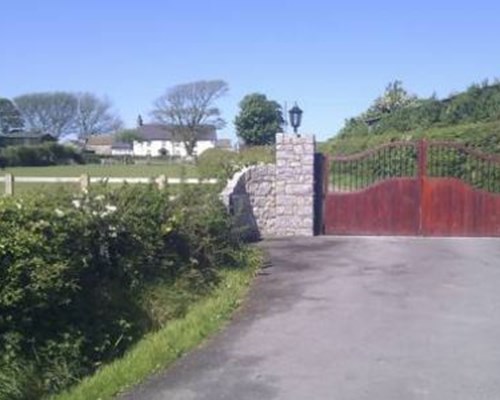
[[0, 143, 84, 168], [326, 80, 500, 156], [0, 184, 257, 400], [324, 120, 500, 156], [52, 256, 259, 400]]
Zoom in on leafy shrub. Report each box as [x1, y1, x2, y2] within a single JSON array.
[[0, 143, 84, 167], [81, 151, 102, 164], [197, 146, 275, 181], [0, 184, 243, 399], [327, 121, 500, 156]]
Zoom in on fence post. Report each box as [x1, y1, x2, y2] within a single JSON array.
[[80, 174, 90, 192], [4, 173, 14, 196], [156, 175, 166, 190]]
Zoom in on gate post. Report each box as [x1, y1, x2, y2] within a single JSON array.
[[274, 133, 315, 236], [4, 173, 14, 196], [313, 153, 326, 235]]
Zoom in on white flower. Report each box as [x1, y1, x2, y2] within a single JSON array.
[[109, 226, 118, 238], [55, 208, 65, 217], [95, 195, 105, 201], [105, 204, 117, 213], [15, 202, 22, 210], [72, 200, 81, 208]]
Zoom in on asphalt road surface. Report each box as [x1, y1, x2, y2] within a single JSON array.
[[121, 237, 500, 400]]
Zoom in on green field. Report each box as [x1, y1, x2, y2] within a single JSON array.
[[0, 163, 201, 196], [0, 163, 199, 178]]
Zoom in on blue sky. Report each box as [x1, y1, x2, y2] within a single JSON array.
[[1, 0, 499, 141]]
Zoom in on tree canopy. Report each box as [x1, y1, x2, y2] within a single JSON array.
[[75, 93, 123, 138], [151, 80, 228, 156], [234, 93, 284, 146], [0, 98, 24, 134], [13, 91, 122, 139], [368, 80, 418, 116]]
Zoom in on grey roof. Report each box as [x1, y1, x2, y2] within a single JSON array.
[[86, 135, 114, 146], [111, 142, 133, 150], [137, 124, 217, 141]]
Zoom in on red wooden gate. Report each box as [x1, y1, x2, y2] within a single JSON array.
[[323, 140, 500, 236]]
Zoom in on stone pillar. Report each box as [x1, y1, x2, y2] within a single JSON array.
[[274, 133, 315, 236]]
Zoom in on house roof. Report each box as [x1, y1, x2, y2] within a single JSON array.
[[111, 142, 133, 150], [86, 135, 114, 146], [137, 124, 217, 141]]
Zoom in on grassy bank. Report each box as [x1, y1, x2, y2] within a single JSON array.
[[51, 252, 260, 400], [324, 120, 500, 156]]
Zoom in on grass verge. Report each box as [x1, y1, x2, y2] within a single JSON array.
[[50, 250, 261, 400]]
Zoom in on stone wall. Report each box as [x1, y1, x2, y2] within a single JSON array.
[[221, 133, 315, 238], [221, 164, 276, 240]]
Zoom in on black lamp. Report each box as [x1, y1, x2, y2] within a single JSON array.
[[288, 103, 303, 135]]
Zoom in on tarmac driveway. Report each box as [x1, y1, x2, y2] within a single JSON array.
[[122, 237, 500, 400]]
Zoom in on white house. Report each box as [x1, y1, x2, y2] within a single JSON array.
[[133, 124, 217, 158]]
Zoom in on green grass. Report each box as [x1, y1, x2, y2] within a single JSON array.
[[0, 163, 201, 196], [50, 251, 261, 400], [0, 163, 199, 178]]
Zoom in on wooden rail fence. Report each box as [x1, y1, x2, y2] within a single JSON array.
[[1, 174, 218, 196]]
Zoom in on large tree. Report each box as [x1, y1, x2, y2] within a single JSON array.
[[0, 98, 24, 134], [151, 80, 228, 156], [234, 93, 284, 145], [75, 92, 123, 138], [14, 91, 122, 139], [14, 92, 78, 138]]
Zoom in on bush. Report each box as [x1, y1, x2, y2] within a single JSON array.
[[0, 184, 242, 399], [327, 121, 500, 156], [0, 143, 84, 167], [197, 146, 275, 181]]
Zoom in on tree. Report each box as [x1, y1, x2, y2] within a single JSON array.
[[0, 98, 24, 134], [14, 92, 78, 138], [151, 80, 228, 156], [115, 129, 141, 144], [234, 93, 284, 145], [75, 93, 123, 138], [369, 80, 418, 115]]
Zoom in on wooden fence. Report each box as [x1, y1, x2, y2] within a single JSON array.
[[1, 174, 218, 196]]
